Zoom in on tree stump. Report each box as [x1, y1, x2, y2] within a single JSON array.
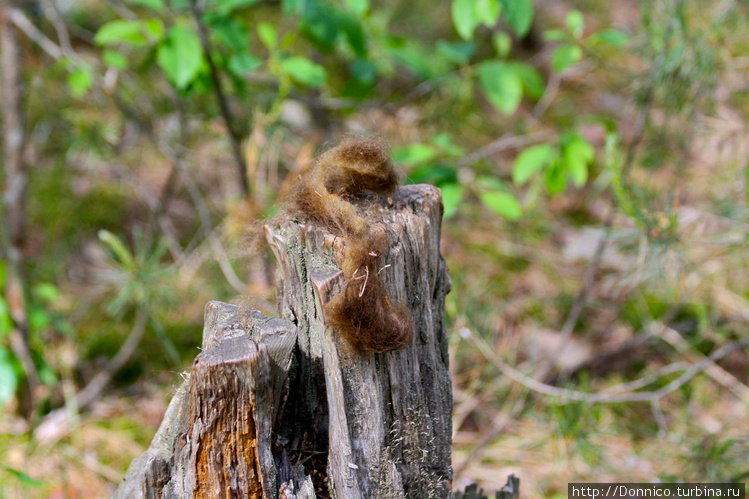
[[112, 184, 457, 498]]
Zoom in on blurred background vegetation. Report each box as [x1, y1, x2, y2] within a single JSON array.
[[0, 0, 748, 496]]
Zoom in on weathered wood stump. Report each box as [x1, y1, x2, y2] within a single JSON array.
[[266, 184, 452, 498], [113, 184, 513, 498], [113, 303, 298, 498]]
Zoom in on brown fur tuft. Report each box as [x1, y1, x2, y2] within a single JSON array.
[[288, 139, 413, 353]]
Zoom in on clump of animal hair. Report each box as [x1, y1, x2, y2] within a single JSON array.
[[289, 138, 414, 353]]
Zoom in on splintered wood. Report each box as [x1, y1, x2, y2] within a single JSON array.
[[266, 184, 452, 498], [112, 184, 453, 499]]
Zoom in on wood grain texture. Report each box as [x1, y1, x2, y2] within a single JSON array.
[[112, 184, 455, 499], [266, 184, 453, 498], [112, 302, 297, 499]]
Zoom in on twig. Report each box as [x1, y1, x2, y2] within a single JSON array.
[[462, 327, 749, 405], [188, 0, 249, 197], [112, 88, 247, 292], [454, 388, 529, 479], [459, 64, 584, 167], [599, 361, 690, 395], [458, 131, 549, 167], [59, 444, 123, 483], [75, 308, 148, 410], [527, 72, 561, 125], [0, 5, 39, 413], [159, 99, 247, 292], [540, 64, 656, 380], [38, 0, 74, 57], [651, 399, 667, 437], [7, 7, 63, 60], [657, 323, 749, 402]]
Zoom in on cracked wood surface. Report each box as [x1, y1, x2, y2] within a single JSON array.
[[112, 184, 453, 498], [267, 184, 453, 498]]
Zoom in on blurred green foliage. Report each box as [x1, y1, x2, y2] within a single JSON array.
[[1, 0, 748, 496]]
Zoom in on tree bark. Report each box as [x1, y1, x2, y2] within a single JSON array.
[[112, 301, 298, 499], [112, 184, 455, 498], [266, 184, 452, 498]]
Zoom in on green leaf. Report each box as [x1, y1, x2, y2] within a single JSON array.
[[387, 38, 448, 78], [144, 18, 164, 39], [298, 2, 340, 52], [29, 306, 50, 333], [344, 0, 369, 17], [207, 15, 249, 52], [563, 136, 594, 187], [493, 31, 511, 58], [0, 259, 5, 288], [281, 56, 327, 87], [452, 0, 477, 40], [67, 65, 93, 98], [436, 40, 476, 65], [1, 466, 43, 487], [338, 13, 367, 56], [94, 20, 148, 46], [543, 29, 567, 42], [440, 183, 463, 219], [350, 58, 377, 84], [282, 0, 300, 14], [0, 348, 18, 406], [216, 0, 260, 14], [551, 43, 582, 72], [0, 297, 12, 338], [477, 175, 505, 191], [157, 26, 203, 90], [589, 28, 628, 47], [102, 49, 129, 70], [478, 61, 523, 115], [513, 143, 553, 185], [128, 0, 164, 10], [452, 0, 499, 40], [431, 133, 466, 157], [33, 283, 60, 303], [545, 159, 567, 194], [565, 10, 584, 39], [393, 144, 437, 165], [498, 0, 534, 37], [506, 61, 544, 99], [566, 158, 587, 187], [257, 22, 277, 50], [480, 190, 522, 220], [406, 164, 458, 185], [476, 0, 501, 27], [228, 52, 261, 74]]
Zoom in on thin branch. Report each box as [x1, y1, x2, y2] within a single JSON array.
[[111, 88, 246, 292], [75, 308, 148, 410], [38, 0, 74, 57], [458, 131, 549, 167], [599, 361, 690, 395], [527, 72, 561, 126], [59, 444, 123, 483], [0, 5, 39, 412], [658, 323, 749, 402], [7, 7, 63, 60], [454, 388, 529, 479], [651, 399, 668, 437], [539, 64, 657, 380], [188, 0, 249, 197], [161, 97, 247, 292], [462, 327, 749, 405], [459, 64, 585, 167]]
